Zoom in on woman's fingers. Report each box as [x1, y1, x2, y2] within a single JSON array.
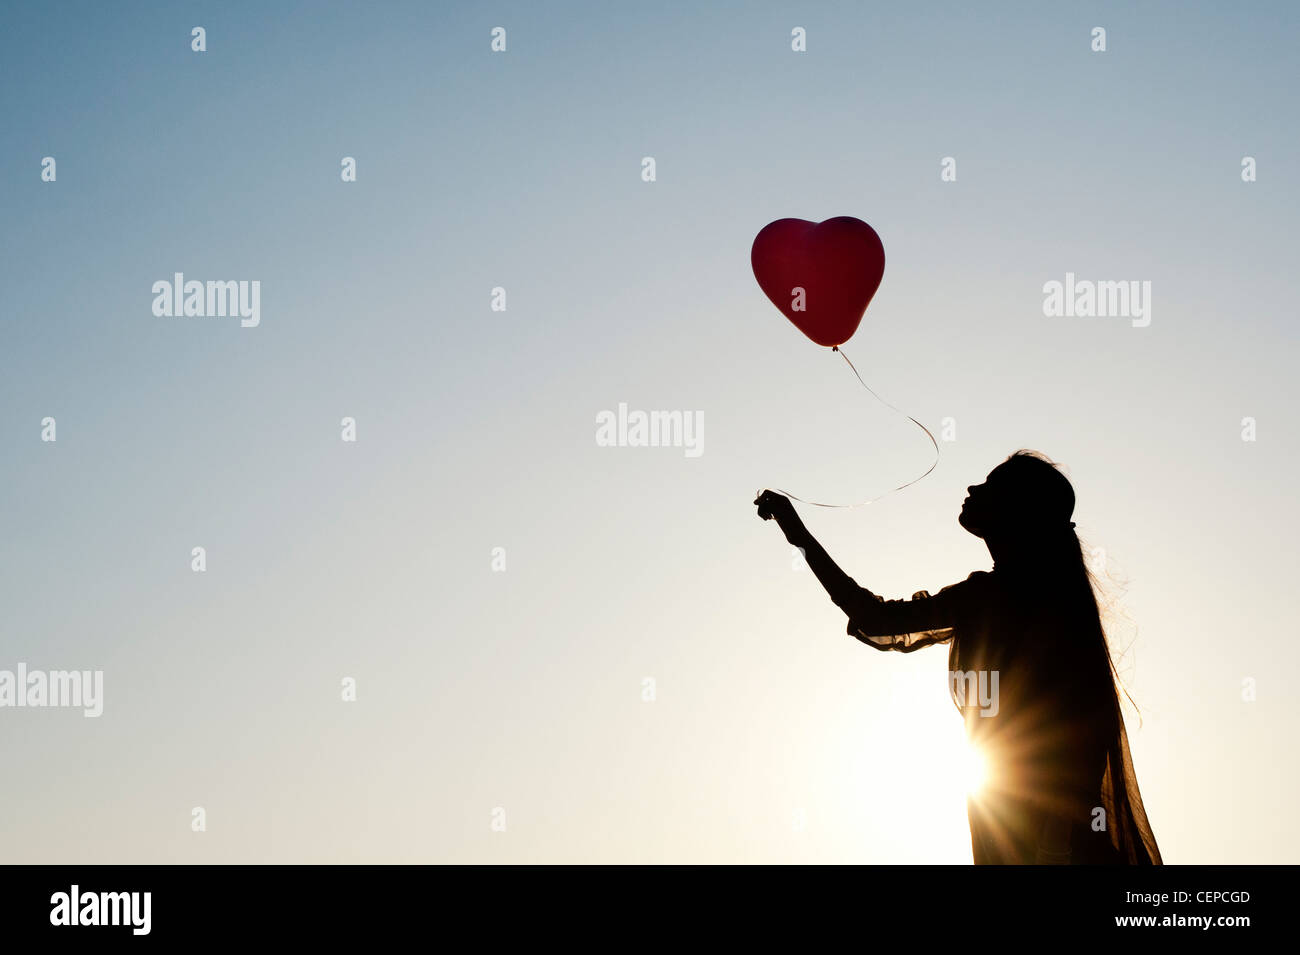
[[755, 489, 790, 522]]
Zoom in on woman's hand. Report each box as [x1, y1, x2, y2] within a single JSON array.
[[754, 489, 805, 543], [756, 489, 860, 610]]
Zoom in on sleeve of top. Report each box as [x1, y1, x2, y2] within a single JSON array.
[[840, 571, 990, 653]]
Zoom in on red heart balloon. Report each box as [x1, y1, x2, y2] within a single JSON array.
[[751, 216, 885, 348]]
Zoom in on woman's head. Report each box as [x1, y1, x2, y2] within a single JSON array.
[[959, 450, 1076, 543]]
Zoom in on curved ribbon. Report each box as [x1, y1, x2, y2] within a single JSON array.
[[770, 345, 939, 508]]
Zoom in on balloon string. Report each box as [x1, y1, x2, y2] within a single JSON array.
[[772, 345, 940, 509]]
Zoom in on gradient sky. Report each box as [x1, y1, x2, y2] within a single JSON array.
[[1, 0, 1296, 863]]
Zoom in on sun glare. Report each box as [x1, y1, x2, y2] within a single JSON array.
[[960, 741, 989, 797], [910, 700, 990, 800], [837, 679, 994, 862]]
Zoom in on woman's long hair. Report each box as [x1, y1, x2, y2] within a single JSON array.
[[968, 450, 1162, 864]]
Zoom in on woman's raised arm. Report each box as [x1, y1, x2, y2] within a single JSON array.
[[755, 490, 985, 652], [754, 490, 860, 612]]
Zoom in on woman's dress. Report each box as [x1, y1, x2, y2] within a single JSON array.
[[839, 566, 1161, 865]]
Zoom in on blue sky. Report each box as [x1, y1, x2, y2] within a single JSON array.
[[1, 0, 1296, 862]]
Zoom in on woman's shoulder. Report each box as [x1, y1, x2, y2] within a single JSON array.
[[942, 569, 996, 594], [915, 570, 997, 614], [941, 570, 1009, 615]]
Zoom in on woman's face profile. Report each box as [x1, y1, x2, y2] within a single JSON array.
[[959, 465, 1011, 538], [959, 457, 1071, 540]]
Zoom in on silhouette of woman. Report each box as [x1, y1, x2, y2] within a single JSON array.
[[755, 450, 1161, 864]]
